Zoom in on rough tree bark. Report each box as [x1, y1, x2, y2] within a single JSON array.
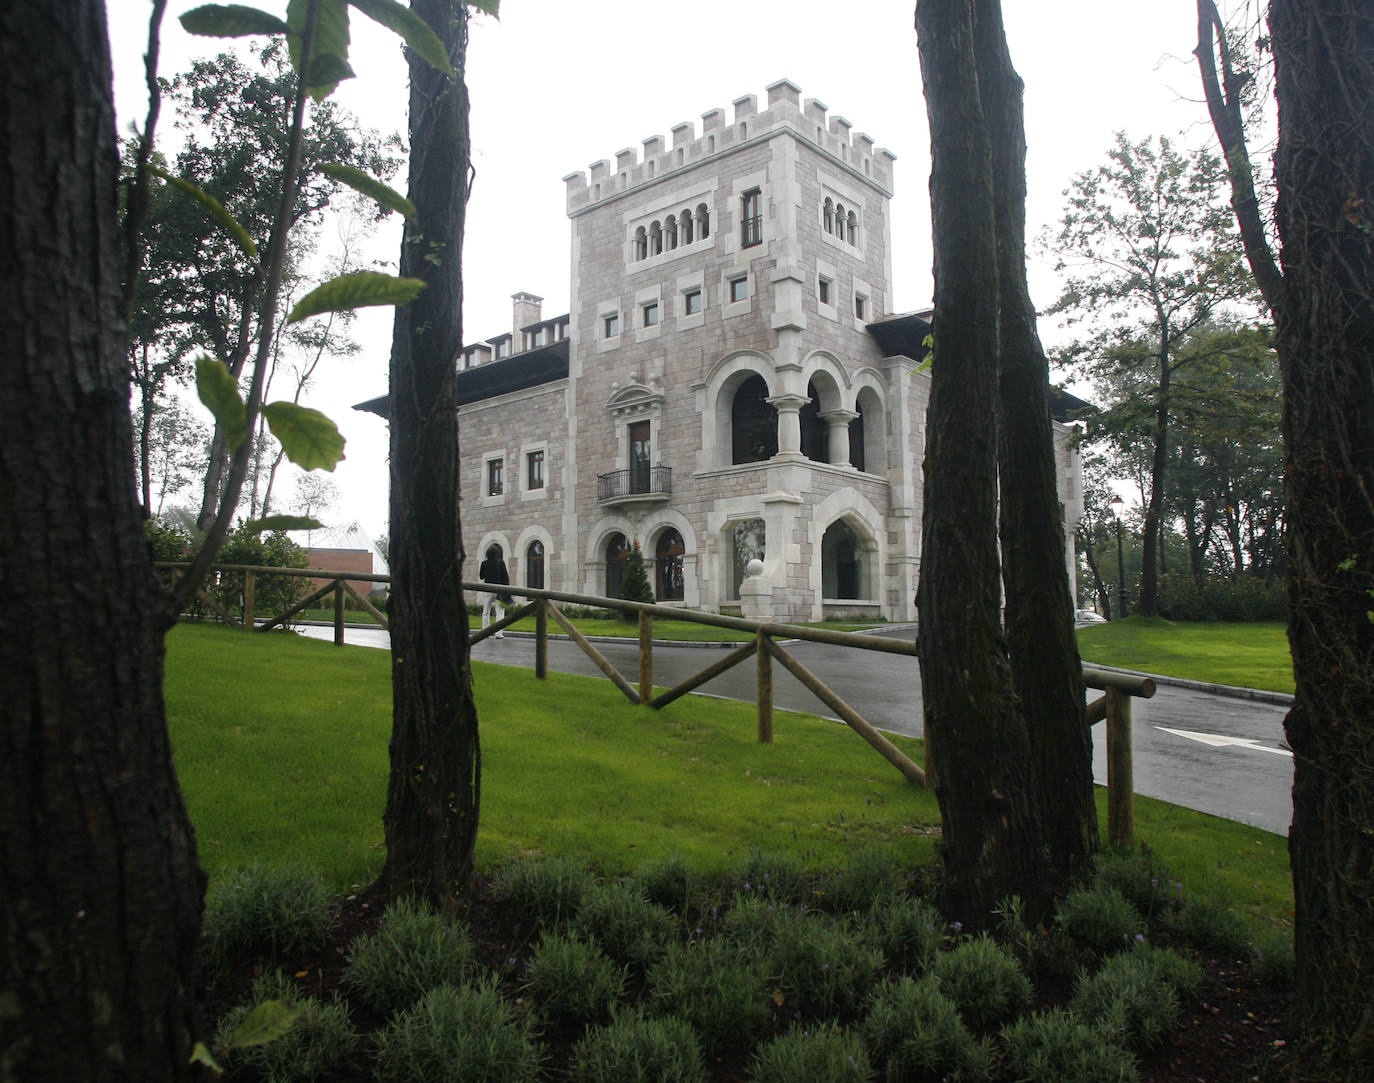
[[1198, 2, 1374, 1074], [974, 0, 1096, 884], [379, 0, 481, 904], [0, 2, 204, 1078], [914, 0, 1051, 925]]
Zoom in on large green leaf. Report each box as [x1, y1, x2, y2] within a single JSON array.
[[286, 271, 426, 324], [242, 515, 323, 534], [225, 1000, 300, 1050], [261, 402, 346, 472], [181, 4, 290, 37], [468, 0, 500, 16], [305, 51, 356, 96], [148, 165, 257, 259], [287, 0, 351, 100], [348, 0, 454, 75], [317, 162, 416, 220], [195, 356, 249, 451]]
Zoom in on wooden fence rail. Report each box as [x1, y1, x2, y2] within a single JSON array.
[[159, 564, 1156, 842]]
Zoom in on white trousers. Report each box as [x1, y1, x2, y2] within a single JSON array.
[[481, 591, 506, 632]]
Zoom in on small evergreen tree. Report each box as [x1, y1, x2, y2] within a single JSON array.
[[620, 542, 655, 604]]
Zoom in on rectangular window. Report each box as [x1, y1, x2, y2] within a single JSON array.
[[854, 292, 868, 320], [494, 340, 510, 359], [818, 276, 832, 305], [683, 288, 702, 315], [486, 457, 503, 496], [642, 301, 659, 327], [603, 312, 619, 338], [729, 275, 748, 303], [526, 449, 545, 490], [740, 188, 763, 247]]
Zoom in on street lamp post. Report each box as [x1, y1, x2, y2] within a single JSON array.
[[1109, 495, 1129, 619]]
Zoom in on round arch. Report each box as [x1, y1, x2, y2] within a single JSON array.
[[642, 510, 700, 607], [701, 350, 776, 470], [514, 523, 556, 589], [808, 489, 886, 618]]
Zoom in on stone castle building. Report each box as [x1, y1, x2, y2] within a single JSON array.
[[360, 79, 1082, 622]]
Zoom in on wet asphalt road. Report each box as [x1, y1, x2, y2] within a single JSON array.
[[302, 623, 1293, 837]]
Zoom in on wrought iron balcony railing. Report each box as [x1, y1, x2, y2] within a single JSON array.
[[596, 465, 671, 504]]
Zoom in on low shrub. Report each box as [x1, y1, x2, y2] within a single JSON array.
[[1092, 847, 1175, 919], [721, 895, 796, 964], [748, 1020, 873, 1082], [488, 854, 597, 927], [570, 1011, 706, 1083], [202, 862, 333, 969], [861, 893, 944, 974], [768, 912, 884, 1017], [213, 969, 358, 1082], [646, 938, 769, 1051], [1054, 887, 1144, 957], [1072, 952, 1181, 1051], [1172, 893, 1251, 958], [861, 974, 993, 1081], [733, 848, 810, 904], [371, 978, 542, 1083], [572, 881, 677, 971], [344, 896, 473, 1014], [633, 852, 701, 916], [522, 930, 626, 1025], [1000, 1007, 1139, 1083], [931, 934, 1033, 1031], [1131, 941, 1204, 1003], [1251, 929, 1295, 988], [1158, 573, 1286, 623], [820, 847, 907, 914]]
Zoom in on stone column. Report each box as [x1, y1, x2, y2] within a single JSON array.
[[767, 393, 809, 456], [822, 408, 858, 466]]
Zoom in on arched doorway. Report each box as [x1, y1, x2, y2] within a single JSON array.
[[821, 519, 865, 599], [526, 540, 545, 589], [605, 533, 629, 598], [655, 528, 685, 601]]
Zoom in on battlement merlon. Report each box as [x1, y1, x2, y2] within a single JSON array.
[[563, 80, 895, 215]]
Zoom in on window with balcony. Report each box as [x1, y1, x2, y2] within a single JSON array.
[[740, 188, 763, 248]]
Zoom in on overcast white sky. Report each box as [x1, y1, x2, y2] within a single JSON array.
[[109, 0, 1223, 542]]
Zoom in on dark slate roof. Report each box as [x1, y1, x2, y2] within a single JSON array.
[[353, 337, 570, 420]]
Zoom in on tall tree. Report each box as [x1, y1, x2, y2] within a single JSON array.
[[380, 0, 481, 905], [1, 1, 204, 1076], [973, 0, 1096, 884], [1048, 133, 1258, 615], [1198, 1, 1374, 1075], [914, 0, 1051, 924]]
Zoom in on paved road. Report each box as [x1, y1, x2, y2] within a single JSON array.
[[301, 623, 1293, 836]]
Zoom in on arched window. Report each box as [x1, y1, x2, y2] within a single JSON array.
[[799, 380, 829, 464], [605, 533, 629, 598], [821, 520, 865, 600], [834, 202, 846, 236], [650, 221, 663, 256], [730, 374, 777, 465], [846, 210, 858, 245], [655, 529, 685, 601], [633, 226, 647, 261], [823, 197, 835, 235], [666, 214, 678, 250], [729, 519, 765, 600], [680, 208, 693, 244], [696, 202, 710, 239], [526, 540, 545, 589]]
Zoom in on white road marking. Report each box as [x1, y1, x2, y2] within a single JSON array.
[[1156, 727, 1293, 757]]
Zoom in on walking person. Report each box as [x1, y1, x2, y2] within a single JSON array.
[[479, 545, 510, 637]]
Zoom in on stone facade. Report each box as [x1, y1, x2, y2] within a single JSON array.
[[385, 80, 1082, 623]]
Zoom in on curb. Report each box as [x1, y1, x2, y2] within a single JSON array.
[[1079, 661, 1294, 707]]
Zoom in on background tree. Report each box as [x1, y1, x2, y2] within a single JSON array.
[[1, 1, 203, 1075], [914, 0, 1051, 925], [134, 396, 211, 518], [1048, 133, 1259, 615], [380, 0, 483, 905], [1197, 2, 1374, 1074]]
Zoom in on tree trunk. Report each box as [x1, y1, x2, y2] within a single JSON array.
[[379, 0, 480, 905], [1136, 329, 1172, 615], [974, 0, 1096, 886], [915, 0, 1050, 926], [1270, 1, 1374, 1074], [0, 2, 204, 1078]]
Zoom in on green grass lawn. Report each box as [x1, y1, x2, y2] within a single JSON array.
[[165, 624, 1292, 932], [1076, 616, 1293, 693]]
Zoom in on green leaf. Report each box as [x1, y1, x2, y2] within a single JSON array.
[[195, 357, 249, 452], [242, 515, 324, 533], [287, 0, 351, 100], [305, 51, 356, 98], [286, 271, 426, 324], [261, 402, 346, 471], [148, 165, 257, 259], [181, 4, 290, 37], [317, 162, 417, 220], [188, 1040, 223, 1073], [224, 1000, 300, 1051], [348, 0, 455, 75], [467, 0, 500, 16]]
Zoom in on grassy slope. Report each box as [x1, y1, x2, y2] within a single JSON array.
[[1076, 616, 1293, 693], [166, 624, 1292, 931]]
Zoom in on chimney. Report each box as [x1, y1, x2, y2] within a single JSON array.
[[512, 292, 543, 342]]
